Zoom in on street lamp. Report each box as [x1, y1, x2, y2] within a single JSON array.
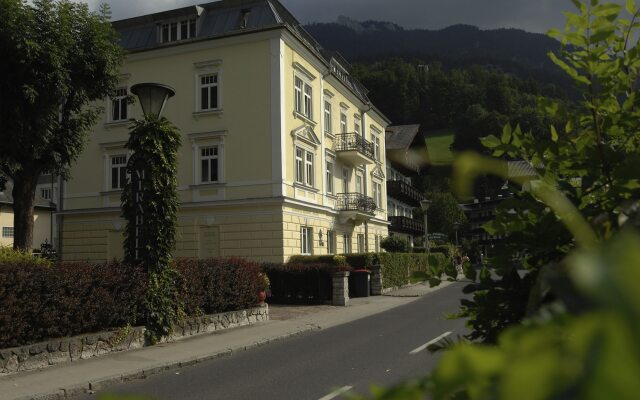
[[130, 83, 176, 117], [420, 199, 432, 255]]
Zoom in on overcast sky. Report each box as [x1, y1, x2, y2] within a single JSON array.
[[77, 0, 621, 33]]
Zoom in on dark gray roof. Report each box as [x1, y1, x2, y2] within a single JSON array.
[[0, 180, 55, 210], [112, 0, 372, 105], [385, 125, 421, 150]]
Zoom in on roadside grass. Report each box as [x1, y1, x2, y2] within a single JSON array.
[[425, 129, 454, 166]]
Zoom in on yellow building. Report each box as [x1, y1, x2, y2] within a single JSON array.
[[0, 178, 57, 250], [60, 0, 391, 262]]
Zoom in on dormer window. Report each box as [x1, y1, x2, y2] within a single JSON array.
[[161, 18, 196, 43], [240, 8, 251, 29]]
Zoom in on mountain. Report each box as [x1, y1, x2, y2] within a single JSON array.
[[304, 17, 568, 90]]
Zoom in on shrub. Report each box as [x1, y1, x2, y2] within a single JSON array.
[[0, 261, 146, 348], [0, 246, 51, 266], [380, 236, 409, 252], [430, 244, 454, 258], [175, 257, 263, 316]]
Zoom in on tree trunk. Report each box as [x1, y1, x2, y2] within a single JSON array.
[[12, 174, 38, 251]]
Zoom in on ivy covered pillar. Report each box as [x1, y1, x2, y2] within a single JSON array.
[[122, 83, 183, 343]]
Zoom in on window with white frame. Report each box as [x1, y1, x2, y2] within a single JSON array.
[[41, 188, 52, 201], [301, 226, 312, 255], [324, 100, 332, 134], [305, 152, 314, 186], [340, 111, 347, 133], [200, 146, 219, 183], [343, 234, 352, 254], [354, 117, 361, 136], [372, 130, 381, 161], [375, 235, 380, 252], [110, 87, 128, 122], [2, 227, 14, 238], [373, 181, 382, 208], [327, 229, 336, 254], [295, 147, 304, 184], [161, 18, 196, 43], [199, 73, 219, 111], [357, 234, 365, 253], [110, 155, 127, 190], [342, 167, 349, 193], [294, 77, 312, 119], [326, 159, 334, 194], [356, 172, 364, 195], [295, 147, 315, 187]]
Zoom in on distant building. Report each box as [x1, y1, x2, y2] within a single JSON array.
[[385, 124, 426, 247], [0, 175, 58, 249]]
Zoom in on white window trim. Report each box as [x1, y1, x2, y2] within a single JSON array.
[[327, 229, 336, 255], [100, 141, 129, 193], [2, 227, 15, 238], [325, 157, 335, 195], [159, 17, 198, 44], [323, 99, 332, 135], [189, 131, 227, 186], [301, 226, 313, 255], [108, 86, 129, 124], [294, 145, 316, 189], [340, 109, 348, 134], [293, 72, 314, 122], [194, 60, 223, 114]]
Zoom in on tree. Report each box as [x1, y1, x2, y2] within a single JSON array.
[[0, 0, 124, 250], [422, 191, 466, 238]]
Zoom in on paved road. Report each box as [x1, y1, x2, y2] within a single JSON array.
[[75, 282, 468, 400]]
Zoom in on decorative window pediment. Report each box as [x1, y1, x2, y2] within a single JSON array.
[[371, 165, 385, 180], [291, 125, 321, 147]]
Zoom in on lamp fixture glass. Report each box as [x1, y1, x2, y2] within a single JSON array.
[[130, 83, 176, 117], [420, 199, 432, 211]]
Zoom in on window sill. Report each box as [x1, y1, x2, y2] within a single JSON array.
[[293, 112, 316, 126], [190, 182, 227, 189], [100, 190, 123, 195], [325, 193, 337, 199], [193, 109, 223, 119], [324, 132, 335, 139], [293, 182, 319, 192], [103, 120, 130, 128]]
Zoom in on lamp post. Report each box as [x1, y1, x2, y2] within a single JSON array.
[[420, 199, 432, 255], [130, 83, 175, 117], [126, 82, 176, 265]]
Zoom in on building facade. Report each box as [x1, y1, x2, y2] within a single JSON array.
[[385, 125, 426, 247], [59, 0, 390, 262]]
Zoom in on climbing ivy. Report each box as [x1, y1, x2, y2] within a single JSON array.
[[121, 114, 183, 343]]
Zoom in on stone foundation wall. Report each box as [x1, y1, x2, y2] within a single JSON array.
[[0, 304, 268, 375]]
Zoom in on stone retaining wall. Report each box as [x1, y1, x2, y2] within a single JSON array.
[[0, 304, 268, 375]]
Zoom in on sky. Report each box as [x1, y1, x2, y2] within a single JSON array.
[[76, 0, 621, 33]]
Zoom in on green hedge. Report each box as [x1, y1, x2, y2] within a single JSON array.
[[289, 253, 439, 289]]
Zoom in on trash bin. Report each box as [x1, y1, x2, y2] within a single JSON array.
[[350, 269, 371, 298]]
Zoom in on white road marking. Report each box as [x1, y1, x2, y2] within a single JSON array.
[[318, 385, 353, 400], [409, 331, 453, 355]]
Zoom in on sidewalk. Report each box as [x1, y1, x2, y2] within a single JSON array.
[[0, 280, 456, 400]]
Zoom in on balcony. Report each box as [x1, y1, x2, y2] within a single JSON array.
[[336, 193, 376, 225], [388, 216, 424, 235], [335, 133, 376, 166], [386, 180, 425, 207]]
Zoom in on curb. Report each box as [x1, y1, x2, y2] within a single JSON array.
[[18, 325, 320, 400]]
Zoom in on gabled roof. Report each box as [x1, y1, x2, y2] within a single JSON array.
[[385, 124, 421, 150]]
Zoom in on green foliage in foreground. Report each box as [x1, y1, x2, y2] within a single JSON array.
[[353, 0, 640, 398]]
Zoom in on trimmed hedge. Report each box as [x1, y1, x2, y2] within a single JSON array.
[[0, 262, 146, 348], [287, 253, 444, 289], [176, 258, 263, 316], [0, 257, 265, 348]]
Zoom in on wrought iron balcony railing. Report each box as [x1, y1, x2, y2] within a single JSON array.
[[386, 180, 425, 207], [336, 193, 377, 214], [388, 216, 424, 235], [335, 133, 375, 160]]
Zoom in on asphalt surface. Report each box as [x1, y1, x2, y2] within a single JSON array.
[[74, 282, 468, 400]]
